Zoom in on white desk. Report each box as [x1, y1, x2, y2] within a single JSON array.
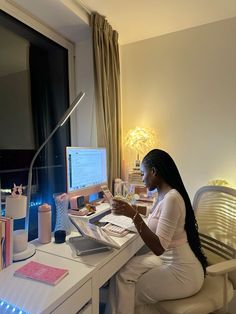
[[0, 250, 94, 314], [0, 231, 144, 314], [33, 231, 144, 313]]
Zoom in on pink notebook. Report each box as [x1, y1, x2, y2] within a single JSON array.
[[14, 261, 69, 285]]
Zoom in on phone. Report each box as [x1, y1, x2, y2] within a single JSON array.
[[101, 185, 113, 203]]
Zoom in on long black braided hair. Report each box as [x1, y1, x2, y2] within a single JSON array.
[[142, 149, 208, 274]]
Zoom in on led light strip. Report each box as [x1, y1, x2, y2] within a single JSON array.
[[0, 299, 28, 314]]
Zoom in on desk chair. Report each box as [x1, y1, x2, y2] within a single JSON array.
[[154, 185, 236, 314]]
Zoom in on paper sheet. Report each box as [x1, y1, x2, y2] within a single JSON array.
[[99, 214, 137, 232]]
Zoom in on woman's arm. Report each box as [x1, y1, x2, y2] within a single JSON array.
[[112, 199, 164, 255], [132, 211, 165, 255]]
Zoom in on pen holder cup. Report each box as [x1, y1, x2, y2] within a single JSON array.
[[53, 193, 71, 235]]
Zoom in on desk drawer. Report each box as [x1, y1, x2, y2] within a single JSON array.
[[77, 302, 92, 314], [52, 280, 92, 314]]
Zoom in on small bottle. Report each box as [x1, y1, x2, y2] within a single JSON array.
[[114, 178, 123, 195], [38, 203, 51, 244]]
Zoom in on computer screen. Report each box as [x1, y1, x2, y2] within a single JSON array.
[[66, 147, 108, 195]]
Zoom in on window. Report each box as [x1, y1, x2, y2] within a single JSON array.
[[0, 10, 70, 240]]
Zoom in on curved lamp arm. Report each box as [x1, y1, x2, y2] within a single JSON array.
[[25, 91, 85, 232]]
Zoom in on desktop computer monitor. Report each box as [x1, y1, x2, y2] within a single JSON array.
[[65, 147, 108, 199]]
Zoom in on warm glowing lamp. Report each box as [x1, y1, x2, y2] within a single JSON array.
[[208, 179, 230, 187], [125, 127, 156, 184], [125, 127, 156, 168]]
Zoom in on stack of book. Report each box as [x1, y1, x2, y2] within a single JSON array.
[[0, 216, 13, 270], [128, 168, 143, 185]]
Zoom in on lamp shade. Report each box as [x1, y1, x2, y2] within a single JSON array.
[[5, 195, 27, 219]]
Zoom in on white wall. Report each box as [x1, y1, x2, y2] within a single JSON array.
[[121, 17, 236, 200]]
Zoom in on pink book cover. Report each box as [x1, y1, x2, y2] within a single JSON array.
[[0, 217, 13, 267], [14, 261, 69, 285]]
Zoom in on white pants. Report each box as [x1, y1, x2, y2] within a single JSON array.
[[106, 243, 204, 314]]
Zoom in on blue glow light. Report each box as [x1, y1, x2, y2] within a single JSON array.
[[30, 200, 42, 207], [0, 299, 28, 314]]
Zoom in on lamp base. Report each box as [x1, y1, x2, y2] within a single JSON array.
[[134, 159, 140, 169], [13, 243, 36, 262]]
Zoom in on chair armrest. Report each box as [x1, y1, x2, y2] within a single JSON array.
[[207, 259, 236, 276]]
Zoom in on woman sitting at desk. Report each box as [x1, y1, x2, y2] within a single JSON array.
[[107, 149, 207, 314]]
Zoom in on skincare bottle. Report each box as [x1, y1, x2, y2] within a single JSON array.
[[38, 203, 51, 244]]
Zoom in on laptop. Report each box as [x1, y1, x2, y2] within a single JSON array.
[[69, 216, 121, 254], [68, 236, 111, 256]]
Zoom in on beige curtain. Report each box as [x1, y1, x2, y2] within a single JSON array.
[[90, 12, 121, 189]]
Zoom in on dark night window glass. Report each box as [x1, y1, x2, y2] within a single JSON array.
[[0, 10, 71, 240]]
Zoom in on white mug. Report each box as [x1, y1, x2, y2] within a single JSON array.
[[13, 229, 27, 253]]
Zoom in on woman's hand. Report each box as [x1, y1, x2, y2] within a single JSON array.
[[111, 198, 136, 219]]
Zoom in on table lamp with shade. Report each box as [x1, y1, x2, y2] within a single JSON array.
[[6, 91, 85, 261]]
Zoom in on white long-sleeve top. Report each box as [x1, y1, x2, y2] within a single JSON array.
[[147, 189, 188, 250]]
